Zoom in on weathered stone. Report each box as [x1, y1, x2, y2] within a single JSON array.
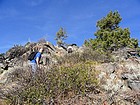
[[127, 80, 140, 91], [0, 67, 15, 83], [0, 42, 140, 104]]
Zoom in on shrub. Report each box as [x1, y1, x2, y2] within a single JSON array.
[[57, 48, 113, 66], [2, 62, 99, 105]]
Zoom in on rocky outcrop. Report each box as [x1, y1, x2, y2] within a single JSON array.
[[96, 57, 140, 104], [121, 58, 140, 91], [0, 41, 80, 82], [0, 41, 140, 104]]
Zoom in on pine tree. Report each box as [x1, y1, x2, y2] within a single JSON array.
[[85, 11, 138, 51], [55, 27, 67, 47]]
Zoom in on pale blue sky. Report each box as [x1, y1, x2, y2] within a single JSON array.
[[0, 0, 140, 53]]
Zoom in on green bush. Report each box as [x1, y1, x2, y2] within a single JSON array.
[[57, 48, 113, 65], [4, 62, 99, 105]]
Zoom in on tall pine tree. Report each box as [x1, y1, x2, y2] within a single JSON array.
[[55, 27, 67, 47], [85, 11, 138, 51]]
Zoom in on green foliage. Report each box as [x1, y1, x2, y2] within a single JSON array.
[[129, 38, 139, 48], [55, 27, 68, 47], [96, 11, 122, 30], [0, 53, 5, 56], [58, 48, 113, 65], [85, 11, 139, 51], [4, 63, 99, 105], [136, 47, 140, 56]]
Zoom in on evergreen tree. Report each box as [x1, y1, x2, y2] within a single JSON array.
[[55, 27, 67, 47], [85, 11, 138, 51]]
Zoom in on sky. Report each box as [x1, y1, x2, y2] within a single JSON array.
[[0, 0, 140, 53]]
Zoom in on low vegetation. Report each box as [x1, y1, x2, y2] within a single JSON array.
[[1, 61, 99, 105]]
